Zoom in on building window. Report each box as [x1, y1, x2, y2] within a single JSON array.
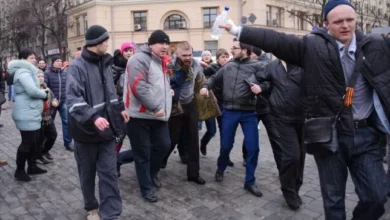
[[204, 41, 218, 56], [266, 5, 283, 27], [312, 14, 320, 26], [133, 11, 147, 31], [76, 17, 80, 36], [203, 7, 218, 28], [297, 11, 306, 30], [164, 14, 186, 30], [266, 5, 271, 26], [83, 15, 88, 34]]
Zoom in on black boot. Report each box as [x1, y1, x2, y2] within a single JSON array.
[[14, 170, 31, 182], [200, 140, 207, 156], [27, 158, 47, 175], [14, 152, 31, 182]]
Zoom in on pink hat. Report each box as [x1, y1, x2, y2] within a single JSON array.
[[120, 42, 136, 55]]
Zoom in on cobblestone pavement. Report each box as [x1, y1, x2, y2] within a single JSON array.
[[0, 103, 389, 220]]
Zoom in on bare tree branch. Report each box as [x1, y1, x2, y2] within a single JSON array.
[[285, 0, 326, 28]]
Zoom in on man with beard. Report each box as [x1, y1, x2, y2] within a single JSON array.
[[162, 41, 206, 185], [200, 40, 267, 197]]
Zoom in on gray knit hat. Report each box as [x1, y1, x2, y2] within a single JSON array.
[[85, 25, 109, 47]]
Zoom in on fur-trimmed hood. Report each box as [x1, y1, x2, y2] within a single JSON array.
[[8, 60, 38, 76]]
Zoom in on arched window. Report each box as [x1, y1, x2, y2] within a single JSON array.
[[164, 14, 186, 30]]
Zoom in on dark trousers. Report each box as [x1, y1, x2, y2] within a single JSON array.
[[74, 139, 122, 220], [117, 150, 134, 165], [272, 120, 305, 199], [19, 130, 41, 154], [242, 113, 282, 170], [386, 135, 390, 194], [201, 117, 217, 148], [127, 118, 170, 195], [164, 101, 200, 179], [38, 121, 58, 155], [17, 130, 41, 170], [314, 126, 387, 220], [218, 109, 259, 185], [177, 126, 189, 157]]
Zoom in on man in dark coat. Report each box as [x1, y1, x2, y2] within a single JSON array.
[[258, 59, 306, 210], [219, 0, 390, 219], [66, 25, 129, 220], [45, 56, 73, 151]]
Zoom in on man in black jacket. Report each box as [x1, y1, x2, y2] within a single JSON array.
[[260, 59, 306, 210], [45, 56, 73, 152], [219, 0, 390, 219], [242, 47, 279, 168], [200, 41, 267, 197], [66, 25, 129, 220]]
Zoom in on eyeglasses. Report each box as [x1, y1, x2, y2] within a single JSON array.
[[231, 47, 241, 50]]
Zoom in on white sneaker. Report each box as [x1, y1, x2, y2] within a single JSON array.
[[87, 209, 100, 220]]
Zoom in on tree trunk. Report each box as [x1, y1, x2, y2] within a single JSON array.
[[40, 27, 46, 60]]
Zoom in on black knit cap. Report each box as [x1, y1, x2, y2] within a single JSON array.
[[85, 25, 110, 47], [51, 56, 61, 64], [148, 30, 170, 45]]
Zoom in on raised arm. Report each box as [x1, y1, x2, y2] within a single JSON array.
[[221, 23, 306, 67]]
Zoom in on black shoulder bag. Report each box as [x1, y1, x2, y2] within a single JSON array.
[[304, 51, 364, 156]]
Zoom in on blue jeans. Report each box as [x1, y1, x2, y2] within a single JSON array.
[[200, 117, 217, 148], [51, 103, 72, 145], [314, 126, 387, 220], [217, 109, 259, 185], [7, 85, 14, 100]]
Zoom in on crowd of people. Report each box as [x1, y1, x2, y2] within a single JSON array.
[[0, 0, 390, 220]]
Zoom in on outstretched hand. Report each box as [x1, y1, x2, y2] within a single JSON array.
[[218, 19, 240, 37]]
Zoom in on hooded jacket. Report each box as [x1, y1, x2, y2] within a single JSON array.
[[123, 45, 172, 121], [239, 26, 390, 135], [8, 60, 47, 131], [66, 48, 125, 143]]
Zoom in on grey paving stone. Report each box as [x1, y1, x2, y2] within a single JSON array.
[[0, 107, 389, 220], [0, 213, 17, 220], [9, 206, 28, 216], [286, 213, 315, 220], [17, 215, 36, 220]]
